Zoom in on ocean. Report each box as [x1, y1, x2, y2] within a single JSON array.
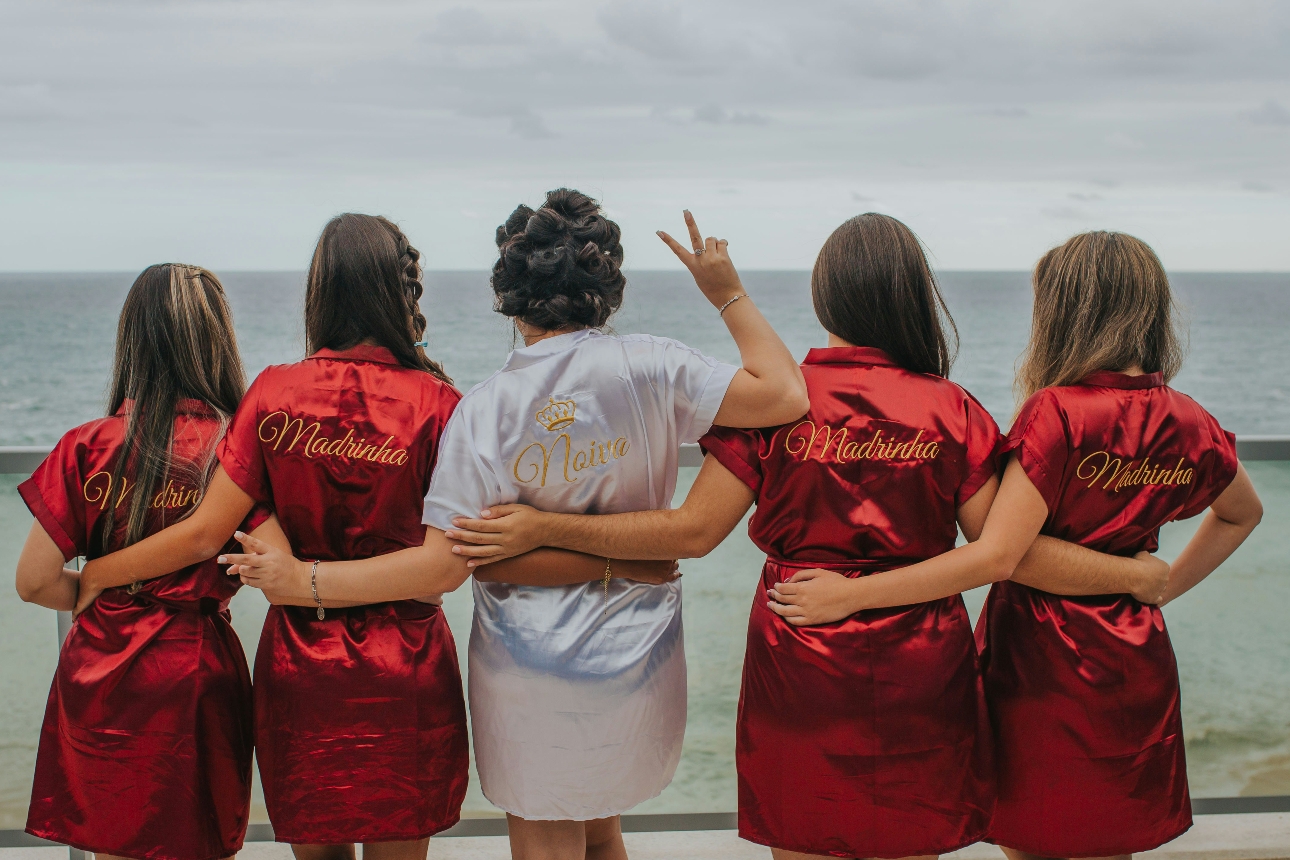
[[0, 269, 1287, 826]]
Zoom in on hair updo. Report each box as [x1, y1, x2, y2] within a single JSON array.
[[492, 188, 626, 330]]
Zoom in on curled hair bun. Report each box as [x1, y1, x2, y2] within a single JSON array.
[[492, 188, 626, 330]]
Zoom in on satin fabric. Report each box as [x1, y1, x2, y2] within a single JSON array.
[[422, 329, 737, 819], [979, 370, 1239, 857], [219, 345, 468, 843], [19, 400, 259, 860], [701, 347, 1001, 858]]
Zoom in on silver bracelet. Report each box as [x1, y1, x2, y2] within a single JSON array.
[[310, 560, 324, 620], [718, 293, 748, 315]]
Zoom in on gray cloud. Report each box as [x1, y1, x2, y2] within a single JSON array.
[[978, 107, 1030, 119], [1246, 99, 1290, 125], [0, 0, 1287, 269], [1042, 205, 1089, 221], [692, 105, 770, 125]]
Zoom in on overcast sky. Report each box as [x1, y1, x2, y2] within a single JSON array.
[[2, 0, 1288, 271]]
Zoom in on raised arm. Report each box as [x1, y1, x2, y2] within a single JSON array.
[[1159, 462, 1261, 605], [660, 212, 809, 428], [15, 522, 81, 612], [74, 467, 256, 614], [442, 453, 757, 563]]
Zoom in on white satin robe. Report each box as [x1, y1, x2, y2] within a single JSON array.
[[422, 328, 737, 820]]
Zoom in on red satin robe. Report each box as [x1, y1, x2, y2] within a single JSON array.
[[217, 344, 468, 844], [701, 346, 1002, 859], [20, 399, 263, 860], [979, 371, 1239, 857]]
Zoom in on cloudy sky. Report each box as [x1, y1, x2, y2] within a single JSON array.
[[2, 0, 1288, 271]]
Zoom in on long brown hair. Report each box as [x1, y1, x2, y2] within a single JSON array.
[[103, 265, 246, 549], [1017, 231, 1185, 403], [811, 213, 958, 377], [305, 214, 451, 383]]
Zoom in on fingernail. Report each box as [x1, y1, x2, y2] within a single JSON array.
[[444, 531, 455, 538], [452, 546, 461, 554], [684, 209, 691, 216], [218, 556, 227, 564], [234, 531, 245, 539], [467, 561, 476, 568], [480, 510, 490, 517], [656, 231, 664, 237]]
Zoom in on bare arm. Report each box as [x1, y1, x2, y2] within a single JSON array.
[[770, 456, 1176, 625], [223, 526, 679, 607], [660, 212, 809, 428], [15, 522, 80, 612], [1012, 536, 1169, 604], [443, 453, 757, 563], [80, 467, 255, 592], [1160, 462, 1262, 605], [766, 474, 1009, 622]]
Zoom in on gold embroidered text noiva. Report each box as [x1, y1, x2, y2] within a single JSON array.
[[513, 395, 630, 488]]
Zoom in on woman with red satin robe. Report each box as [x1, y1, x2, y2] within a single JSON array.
[[787, 231, 1261, 859], [441, 215, 1167, 860], [977, 233, 1261, 858], [15, 264, 267, 860], [76, 217, 470, 858], [79, 215, 678, 860]]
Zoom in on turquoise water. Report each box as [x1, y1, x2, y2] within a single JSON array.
[[0, 270, 1287, 827]]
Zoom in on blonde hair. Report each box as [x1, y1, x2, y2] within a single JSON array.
[[1016, 231, 1186, 405]]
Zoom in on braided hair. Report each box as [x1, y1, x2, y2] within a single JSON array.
[[305, 214, 451, 383], [492, 188, 626, 330]]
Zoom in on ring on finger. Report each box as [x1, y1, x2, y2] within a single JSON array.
[[693, 248, 705, 256]]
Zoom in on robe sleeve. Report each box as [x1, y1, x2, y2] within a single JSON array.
[[18, 429, 91, 561], [699, 426, 766, 494], [217, 372, 272, 504], [241, 503, 274, 535], [958, 392, 1004, 507], [1000, 389, 1069, 513], [630, 336, 738, 444], [421, 403, 504, 531], [1175, 409, 1240, 521]]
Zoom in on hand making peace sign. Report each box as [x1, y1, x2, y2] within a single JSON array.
[[657, 210, 746, 311]]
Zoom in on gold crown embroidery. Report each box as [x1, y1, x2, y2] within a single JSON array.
[[536, 396, 577, 432]]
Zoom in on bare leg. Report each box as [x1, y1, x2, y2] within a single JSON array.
[[507, 815, 586, 860], [290, 845, 355, 860], [583, 816, 628, 860], [1002, 851, 1130, 860], [363, 838, 430, 860]]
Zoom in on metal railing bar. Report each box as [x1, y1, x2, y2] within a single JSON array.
[[0, 447, 47, 476], [0, 831, 59, 848], [1237, 435, 1290, 460], [1191, 794, 1290, 815], [0, 798, 1285, 847]]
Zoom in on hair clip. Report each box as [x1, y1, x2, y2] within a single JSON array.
[[415, 341, 429, 347]]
